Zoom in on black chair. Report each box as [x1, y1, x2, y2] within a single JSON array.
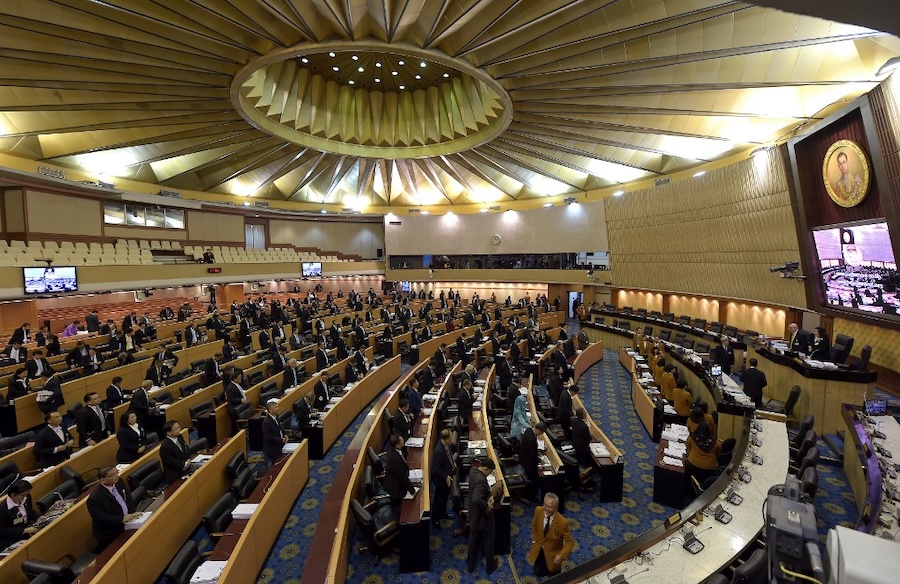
[[154, 390, 174, 405], [232, 402, 255, 427], [366, 447, 385, 477], [36, 478, 80, 514], [848, 345, 872, 371], [162, 540, 203, 584], [145, 431, 160, 446], [791, 431, 817, 470], [179, 382, 200, 398], [731, 547, 767, 584], [58, 465, 88, 492], [724, 325, 738, 338], [258, 381, 281, 404], [695, 343, 711, 354], [362, 465, 390, 508], [65, 402, 83, 423], [202, 492, 238, 541], [0, 431, 35, 457], [187, 438, 209, 456], [707, 574, 730, 584], [213, 391, 226, 406], [127, 460, 163, 492], [190, 359, 207, 372], [58, 370, 80, 383], [829, 334, 854, 364], [28, 571, 54, 584], [557, 450, 595, 501], [248, 371, 264, 385], [790, 416, 814, 451], [189, 400, 214, 422], [225, 452, 249, 480], [130, 485, 150, 510], [801, 466, 819, 500], [659, 330, 671, 341], [0, 460, 22, 493], [21, 559, 76, 584], [797, 447, 820, 478], [762, 385, 800, 417], [694, 319, 707, 330], [231, 467, 259, 500], [643, 325, 653, 336], [349, 498, 399, 566]]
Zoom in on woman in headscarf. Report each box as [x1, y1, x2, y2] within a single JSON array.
[[685, 421, 722, 486], [508, 394, 530, 443]]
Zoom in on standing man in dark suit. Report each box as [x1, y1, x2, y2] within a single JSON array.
[[33, 411, 74, 468], [455, 333, 468, 367], [106, 376, 128, 408], [467, 457, 498, 575], [144, 357, 170, 387], [160, 421, 191, 483], [312, 371, 331, 410], [552, 341, 569, 381], [787, 322, 810, 354], [520, 422, 547, 502], [25, 349, 53, 380], [293, 391, 314, 437], [8, 323, 31, 346], [430, 428, 456, 528], [557, 383, 578, 437], [570, 408, 594, 467], [496, 351, 514, 399], [711, 336, 736, 375], [75, 392, 109, 447], [383, 434, 415, 509], [0, 480, 40, 550], [261, 399, 287, 466], [270, 344, 288, 374], [271, 322, 286, 346], [87, 466, 139, 552], [224, 370, 248, 410], [238, 316, 252, 351], [391, 399, 412, 441], [203, 353, 224, 387], [458, 378, 474, 426], [130, 381, 152, 426], [85, 310, 101, 333], [282, 358, 302, 391], [419, 360, 436, 393], [258, 329, 271, 351], [740, 358, 768, 409], [315, 340, 330, 372], [37, 370, 64, 414]]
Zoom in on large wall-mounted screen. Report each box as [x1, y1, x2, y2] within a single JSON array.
[[24, 266, 79, 295], [301, 262, 322, 277]]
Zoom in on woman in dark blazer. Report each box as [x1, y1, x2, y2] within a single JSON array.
[[116, 411, 147, 463], [808, 326, 831, 361]]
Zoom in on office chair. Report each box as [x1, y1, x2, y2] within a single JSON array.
[[187, 438, 208, 457], [829, 334, 854, 364], [202, 492, 238, 541], [36, 479, 80, 514], [162, 540, 203, 584], [0, 431, 35, 457], [791, 431, 817, 471], [797, 447, 820, 478], [362, 466, 390, 509], [58, 465, 88, 492], [350, 499, 400, 566], [0, 461, 23, 493], [790, 416, 814, 450], [731, 547, 767, 584], [178, 382, 200, 398], [225, 451, 250, 480], [762, 385, 800, 417], [127, 460, 164, 493], [848, 345, 872, 371], [257, 381, 281, 403], [557, 450, 596, 501], [230, 466, 259, 501], [801, 466, 819, 500], [366, 447, 386, 478], [21, 559, 77, 584]]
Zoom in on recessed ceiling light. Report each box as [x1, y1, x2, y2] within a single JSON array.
[[443, 73, 450, 78], [328, 52, 336, 58], [320, 209, 328, 214], [420, 210, 428, 215], [301, 57, 308, 64], [358, 66, 364, 72], [351, 55, 359, 61], [332, 66, 339, 72], [693, 170, 707, 178], [420, 61, 426, 67], [612, 190, 624, 197], [243, 201, 251, 206], [399, 85, 405, 90], [398, 60, 405, 65], [348, 80, 355, 85], [415, 74, 421, 79], [392, 71, 398, 76], [479, 208, 488, 213], [375, 78, 381, 82], [375, 62, 381, 67], [543, 202, 553, 207]]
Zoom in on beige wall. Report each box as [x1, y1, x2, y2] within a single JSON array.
[[4, 189, 25, 232], [383, 203, 608, 256], [605, 148, 806, 309], [27, 190, 102, 237], [270, 219, 383, 258], [186, 210, 243, 243], [615, 290, 665, 313]]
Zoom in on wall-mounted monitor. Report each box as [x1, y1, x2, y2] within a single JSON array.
[[400, 281, 411, 292], [301, 262, 322, 277], [24, 266, 78, 295], [811, 221, 899, 317]]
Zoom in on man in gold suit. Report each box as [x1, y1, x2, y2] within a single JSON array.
[[528, 492, 574, 577]]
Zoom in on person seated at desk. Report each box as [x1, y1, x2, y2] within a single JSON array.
[[710, 336, 735, 375], [116, 411, 148, 463], [83, 346, 104, 376], [145, 357, 171, 388], [160, 421, 191, 483], [116, 351, 135, 368], [155, 345, 179, 369], [65, 340, 89, 368], [7, 367, 31, 400], [570, 408, 594, 468], [0, 480, 40, 550], [288, 329, 305, 351], [520, 422, 548, 502], [3, 339, 27, 364], [61, 319, 81, 337], [391, 398, 413, 440], [383, 433, 415, 510], [87, 466, 140, 552], [809, 326, 831, 361], [45, 333, 61, 357], [26, 349, 53, 380], [33, 411, 75, 468], [685, 422, 723, 487], [671, 379, 694, 420], [76, 392, 110, 447]]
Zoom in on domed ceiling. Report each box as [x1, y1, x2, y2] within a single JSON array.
[[0, 1, 898, 213]]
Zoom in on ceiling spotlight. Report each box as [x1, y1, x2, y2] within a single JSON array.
[[693, 170, 707, 178], [420, 61, 426, 67], [415, 74, 421, 79], [358, 66, 364, 72], [612, 190, 624, 197], [332, 66, 339, 71], [301, 57, 308, 64], [443, 73, 449, 78], [351, 55, 359, 60], [392, 71, 398, 76], [375, 62, 381, 67], [398, 60, 405, 65], [375, 78, 381, 82], [399, 85, 405, 90], [348, 80, 355, 85], [328, 51, 336, 58], [543, 202, 553, 208]]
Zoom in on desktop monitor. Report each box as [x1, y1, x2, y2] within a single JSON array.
[[301, 262, 322, 277], [23, 266, 78, 295], [710, 365, 722, 377], [864, 398, 888, 416]]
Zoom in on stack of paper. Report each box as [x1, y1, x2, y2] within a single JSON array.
[[422, 408, 433, 416], [191, 454, 213, 464], [405, 437, 425, 448], [282, 442, 301, 453], [409, 469, 424, 483], [664, 443, 686, 458], [190, 561, 228, 584], [232, 504, 258, 519], [662, 456, 684, 467], [124, 512, 151, 530], [590, 443, 610, 458]]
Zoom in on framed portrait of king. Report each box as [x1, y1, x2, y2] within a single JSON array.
[[822, 139, 871, 207]]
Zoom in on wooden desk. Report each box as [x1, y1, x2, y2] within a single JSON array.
[[523, 374, 566, 505], [571, 393, 624, 502]]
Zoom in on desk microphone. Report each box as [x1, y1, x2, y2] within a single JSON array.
[[263, 475, 275, 494], [0, 473, 20, 497]]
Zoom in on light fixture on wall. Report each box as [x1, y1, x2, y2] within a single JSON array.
[[563, 196, 577, 204], [876, 56, 900, 77]]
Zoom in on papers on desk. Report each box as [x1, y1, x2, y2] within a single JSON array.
[[472, 400, 482, 410], [124, 511, 151, 530], [519, 386, 528, 395], [35, 390, 55, 402], [468, 440, 487, 450], [191, 454, 214, 465], [662, 456, 684, 467], [403, 486, 420, 500], [661, 425, 688, 443], [590, 443, 610, 458], [190, 561, 228, 584], [157, 403, 170, 411], [406, 437, 425, 448], [282, 442, 302, 453], [537, 439, 546, 451], [116, 463, 130, 473], [422, 408, 433, 416], [474, 379, 486, 387], [69, 444, 92, 459], [328, 396, 341, 404], [423, 394, 438, 403], [664, 443, 686, 458], [663, 404, 677, 415], [232, 504, 258, 519], [283, 386, 298, 395], [409, 469, 424, 484], [486, 474, 497, 488]]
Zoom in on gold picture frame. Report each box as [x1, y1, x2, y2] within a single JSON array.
[[822, 139, 871, 208]]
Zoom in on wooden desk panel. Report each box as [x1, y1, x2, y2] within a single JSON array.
[[572, 339, 604, 383]]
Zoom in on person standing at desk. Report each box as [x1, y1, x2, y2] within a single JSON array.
[[710, 336, 735, 375], [75, 392, 110, 447], [430, 428, 456, 529], [556, 383, 579, 437], [262, 399, 287, 466], [671, 379, 694, 421], [160, 421, 191, 483], [520, 422, 548, 502], [0, 480, 40, 550], [391, 398, 413, 441], [33, 411, 74, 468], [809, 326, 831, 361], [466, 457, 498, 575], [87, 466, 140, 552], [383, 433, 415, 510], [115, 411, 147, 463], [570, 408, 594, 468], [787, 322, 811, 354], [740, 358, 768, 409], [528, 492, 574, 577]]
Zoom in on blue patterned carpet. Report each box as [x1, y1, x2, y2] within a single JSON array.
[[250, 319, 864, 582]]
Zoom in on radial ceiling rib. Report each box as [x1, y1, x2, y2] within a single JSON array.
[[502, 131, 662, 175], [433, 155, 476, 192], [417, 158, 455, 204], [287, 152, 336, 199], [480, 143, 584, 191], [357, 157, 377, 197]]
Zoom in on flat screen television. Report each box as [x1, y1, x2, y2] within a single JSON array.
[[301, 262, 322, 277], [811, 221, 899, 317], [400, 281, 411, 292], [23, 266, 78, 294]]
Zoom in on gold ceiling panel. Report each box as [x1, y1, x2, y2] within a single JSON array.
[[0, 0, 896, 211]]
